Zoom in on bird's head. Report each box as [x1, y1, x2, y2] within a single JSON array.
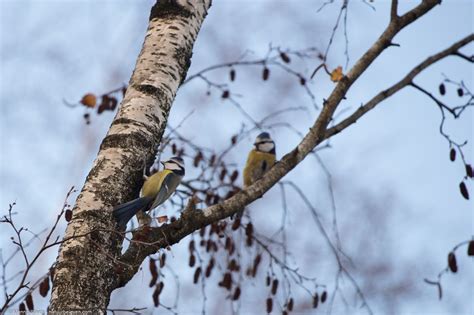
[[254, 132, 275, 154], [161, 156, 185, 175]]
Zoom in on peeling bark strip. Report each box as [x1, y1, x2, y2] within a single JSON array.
[[49, 1, 211, 311]]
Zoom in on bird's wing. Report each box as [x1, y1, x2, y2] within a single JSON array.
[[243, 150, 256, 187], [149, 172, 181, 210], [262, 152, 276, 168]]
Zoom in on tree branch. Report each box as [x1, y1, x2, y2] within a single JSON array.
[[114, 0, 445, 288], [390, 0, 399, 21], [324, 34, 473, 140]]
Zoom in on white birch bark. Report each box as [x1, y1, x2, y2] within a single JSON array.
[[49, 1, 211, 311]]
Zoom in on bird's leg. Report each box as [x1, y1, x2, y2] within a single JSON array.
[[136, 211, 152, 226], [142, 157, 149, 181]]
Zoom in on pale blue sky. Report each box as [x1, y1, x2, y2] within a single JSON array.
[[1, 1, 472, 314]]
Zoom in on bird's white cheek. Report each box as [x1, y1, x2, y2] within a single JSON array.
[[259, 142, 274, 152]]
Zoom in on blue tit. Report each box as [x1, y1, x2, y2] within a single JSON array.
[[234, 132, 276, 220], [113, 156, 185, 228], [243, 132, 276, 188]]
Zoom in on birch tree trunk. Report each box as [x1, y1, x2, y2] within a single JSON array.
[[49, 1, 211, 311]]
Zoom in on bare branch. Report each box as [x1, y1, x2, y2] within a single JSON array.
[[114, 0, 447, 289], [391, 0, 399, 21], [325, 34, 473, 140]]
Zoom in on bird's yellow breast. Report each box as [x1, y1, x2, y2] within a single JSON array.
[[243, 150, 276, 187], [141, 170, 172, 198]]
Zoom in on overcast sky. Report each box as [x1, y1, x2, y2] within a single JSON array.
[[0, 1, 472, 314]]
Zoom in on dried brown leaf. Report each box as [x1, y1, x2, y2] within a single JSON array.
[[330, 66, 343, 82], [80, 93, 96, 108], [156, 215, 168, 224]]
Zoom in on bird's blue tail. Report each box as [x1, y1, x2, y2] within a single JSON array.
[[113, 197, 152, 228]]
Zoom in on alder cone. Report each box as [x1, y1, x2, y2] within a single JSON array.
[[280, 52, 291, 63], [266, 297, 273, 313], [231, 218, 240, 230], [25, 294, 34, 310], [448, 252, 458, 273], [157, 282, 164, 295], [439, 83, 446, 95], [219, 272, 232, 290], [65, 209, 72, 222], [230, 170, 239, 182], [152, 287, 160, 307], [263, 67, 270, 81], [193, 151, 203, 167], [189, 254, 196, 267], [321, 291, 327, 303], [459, 182, 469, 200], [271, 279, 278, 295], [209, 154, 216, 166], [466, 164, 473, 178], [467, 240, 474, 256], [193, 267, 202, 284], [160, 253, 166, 268], [39, 278, 50, 297], [313, 293, 319, 308], [449, 148, 456, 161], [149, 258, 158, 287], [233, 286, 241, 300], [287, 298, 294, 311]]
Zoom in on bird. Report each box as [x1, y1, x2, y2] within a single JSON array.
[[243, 132, 276, 188], [112, 156, 185, 228], [235, 132, 276, 220]]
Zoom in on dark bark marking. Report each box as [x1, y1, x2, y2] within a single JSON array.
[[100, 132, 152, 151], [149, 1, 193, 21], [135, 84, 165, 99], [174, 46, 193, 85]]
